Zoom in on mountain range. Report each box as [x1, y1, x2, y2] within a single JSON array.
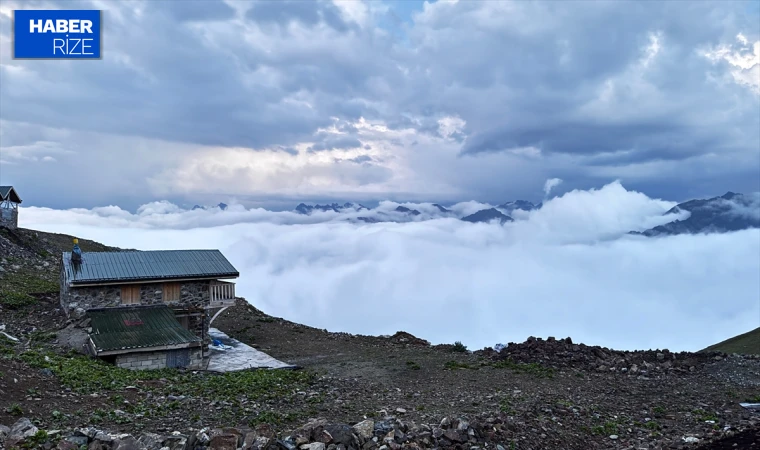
[[292, 192, 760, 236], [191, 202, 228, 211], [630, 192, 760, 236]]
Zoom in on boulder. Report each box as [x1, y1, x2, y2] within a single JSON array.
[[209, 434, 239, 450], [6, 418, 39, 447]]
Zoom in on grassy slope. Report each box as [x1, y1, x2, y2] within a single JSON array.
[[701, 327, 760, 355], [0, 227, 120, 309]]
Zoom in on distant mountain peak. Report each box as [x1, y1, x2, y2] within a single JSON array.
[[433, 203, 451, 213], [461, 208, 513, 225], [497, 200, 541, 213], [295, 202, 367, 215], [634, 191, 758, 237], [395, 206, 421, 216]]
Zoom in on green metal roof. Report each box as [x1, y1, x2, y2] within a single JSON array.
[[88, 305, 202, 353], [0, 186, 21, 203], [62, 249, 239, 285]]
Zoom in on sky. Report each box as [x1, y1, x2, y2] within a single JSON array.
[[20, 181, 760, 352], [0, 0, 759, 211]]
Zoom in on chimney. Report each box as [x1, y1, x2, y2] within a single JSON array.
[[71, 238, 83, 263]]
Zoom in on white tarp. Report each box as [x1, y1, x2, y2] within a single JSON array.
[[206, 327, 297, 372]]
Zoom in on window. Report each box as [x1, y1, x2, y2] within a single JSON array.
[[163, 283, 181, 303], [121, 285, 141, 305]]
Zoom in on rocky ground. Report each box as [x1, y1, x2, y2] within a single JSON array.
[[1, 227, 759, 450]]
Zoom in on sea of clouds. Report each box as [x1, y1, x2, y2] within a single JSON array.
[[20, 181, 760, 353]]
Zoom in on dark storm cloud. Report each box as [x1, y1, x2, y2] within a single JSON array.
[[0, 0, 758, 208]]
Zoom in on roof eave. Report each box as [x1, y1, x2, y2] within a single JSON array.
[[69, 274, 239, 287], [92, 341, 203, 356]]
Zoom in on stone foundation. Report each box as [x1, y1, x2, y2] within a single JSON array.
[[114, 347, 204, 370], [0, 207, 17, 229]]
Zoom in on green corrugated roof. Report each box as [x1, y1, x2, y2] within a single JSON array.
[[62, 249, 239, 285], [0, 186, 22, 203], [88, 305, 202, 353]]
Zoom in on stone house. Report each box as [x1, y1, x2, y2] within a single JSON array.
[[59, 246, 239, 370], [0, 185, 22, 229]]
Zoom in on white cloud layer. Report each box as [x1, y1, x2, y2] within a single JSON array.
[[21, 182, 760, 352]]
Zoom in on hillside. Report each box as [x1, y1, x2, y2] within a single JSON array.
[[633, 192, 760, 236], [702, 327, 760, 356], [1, 227, 759, 450]]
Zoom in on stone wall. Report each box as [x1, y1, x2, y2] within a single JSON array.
[[60, 280, 211, 316], [0, 206, 18, 229], [115, 347, 204, 370]]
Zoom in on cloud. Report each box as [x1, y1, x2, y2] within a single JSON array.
[[20, 182, 760, 352], [543, 178, 563, 197], [1, 0, 759, 208]]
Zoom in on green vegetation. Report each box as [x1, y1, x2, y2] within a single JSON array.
[[406, 360, 421, 370], [692, 409, 719, 422], [6, 403, 23, 416], [0, 270, 58, 309], [18, 349, 315, 402], [591, 421, 619, 436], [451, 341, 468, 353], [19, 430, 49, 449], [444, 360, 477, 370], [701, 327, 760, 355], [0, 291, 36, 309]]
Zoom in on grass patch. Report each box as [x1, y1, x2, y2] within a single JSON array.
[[701, 326, 760, 355], [18, 349, 315, 402], [0, 291, 36, 309], [444, 360, 476, 370], [6, 403, 23, 416], [693, 409, 719, 422], [451, 341, 468, 353], [406, 361, 421, 370], [490, 358, 555, 378], [29, 331, 57, 344], [591, 421, 619, 436]]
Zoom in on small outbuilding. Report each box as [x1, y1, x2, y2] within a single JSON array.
[[59, 244, 239, 370], [0, 185, 22, 229]]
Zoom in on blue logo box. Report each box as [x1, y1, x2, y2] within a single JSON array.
[[13, 10, 101, 59]]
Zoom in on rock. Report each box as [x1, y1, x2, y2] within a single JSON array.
[[65, 436, 90, 447], [443, 430, 463, 443], [6, 418, 39, 447], [162, 435, 187, 450], [0, 424, 9, 443], [138, 432, 164, 449], [373, 421, 393, 438], [323, 425, 359, 448], [353, 420, 375, 441], [300, 443, 326, 450], [609, 434, 618, 440], [395, 408, 407, 415], [57, 441, 80, 450], [656, 353, 665, 361], [112, 436, 146, 450], [243, 432, 259, 449], [209, 434, 238, 450], [682, 436, 700, 443]]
